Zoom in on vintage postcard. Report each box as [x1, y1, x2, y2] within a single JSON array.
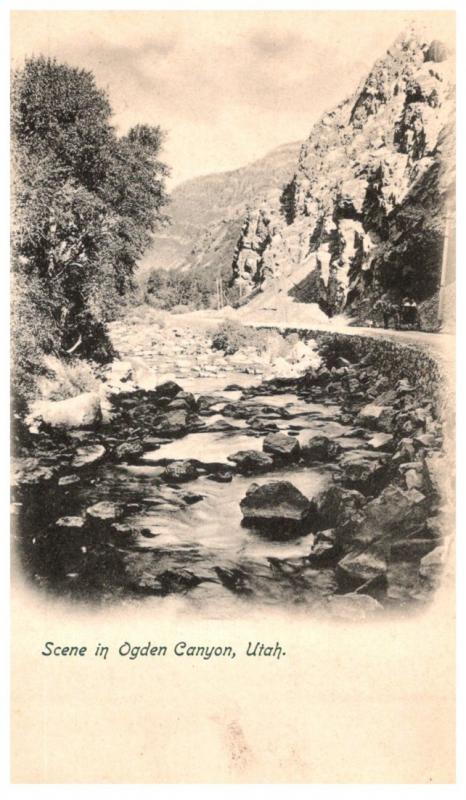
[[9, 7, 456, 784]]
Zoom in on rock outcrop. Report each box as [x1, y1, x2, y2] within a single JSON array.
[[232, 29, 455, 326], [26, 392, 102, 432]]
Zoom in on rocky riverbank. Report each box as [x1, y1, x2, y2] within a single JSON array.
[[11, 321, 452, 619]]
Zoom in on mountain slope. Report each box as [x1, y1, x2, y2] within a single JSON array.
[[231, 31, 455, 329], [140, 141, 301, 285]]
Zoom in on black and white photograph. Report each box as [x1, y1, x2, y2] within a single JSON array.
[[7, 6, 458, 784]]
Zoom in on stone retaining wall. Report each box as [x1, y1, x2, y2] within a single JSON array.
[[262, 327, 444, 413]]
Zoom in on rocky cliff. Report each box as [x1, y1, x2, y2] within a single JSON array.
[[140, 141, 300, 287], [232, 31, 455, 327]]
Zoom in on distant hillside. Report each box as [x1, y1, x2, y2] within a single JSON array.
[[139, 141, 301, 285]]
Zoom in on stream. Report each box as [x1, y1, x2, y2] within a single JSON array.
[[15, 318, 427, 617], [15, 368, 363, 613]]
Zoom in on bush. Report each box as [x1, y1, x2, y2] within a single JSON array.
[[211, 320, 252, 354], [35, 356, 99, 401], [211, 320, 288, 356]]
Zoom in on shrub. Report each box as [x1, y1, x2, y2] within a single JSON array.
[[211, 320, 252, 354], [35, 356, 99, 401], [211, 320, 289, 356]]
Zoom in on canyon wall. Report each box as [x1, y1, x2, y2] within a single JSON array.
[[232, 31, 455, 327]]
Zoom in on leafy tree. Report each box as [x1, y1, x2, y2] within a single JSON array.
[[145, 267, 216, 310], [280, 175, 298, 225], [11, 56, 169, 397]]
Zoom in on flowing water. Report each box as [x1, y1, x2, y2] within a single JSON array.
[[16, 325, 366, 613]]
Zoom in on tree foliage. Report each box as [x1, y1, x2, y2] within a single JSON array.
[[11, 56, 169, 397], [144, 266, 239, 311], [279, 176, 298, 225]]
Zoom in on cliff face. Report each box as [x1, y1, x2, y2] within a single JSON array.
[[232, 33, 455, 326]]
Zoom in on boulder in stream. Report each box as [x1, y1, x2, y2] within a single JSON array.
[[162, 460, 199, 483], [300, 435, 341, 464], [153, 381, 183, 401], [86, 501, 123, 523], [240, 480, 313, 536], [263, 432, 300, 461], [207, 470, 233, 483], [153, 409, 191, 436], [197, 395, 225, 414], [228, 450, 274, 474], [367, 432, 394, 450], [114, 440, 144, 463], [167, 391, 197, 412], [71, 444, 106, 469]]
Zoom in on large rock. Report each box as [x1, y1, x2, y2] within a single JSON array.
[[422, 451, 445, 499], [358, 404, 394, 432], [197, 395, 226, 414], [315, 485, 366, 533], [339, 449, 387, 494], [207, 470, 233, 483], [86, 501, 123, 523], [300, 435, 341, 464], [27, 392, 102, 431], [308, 529, 340, 564], [367, 432, 394, 450], [153, 381, 183, 401], [426, 40, 448, 63], [337, 548, 388, 591], [215, 566, 253, 595], [153, 409, 190, 436], [113, 440, 144, 463], [58, 474, 80, 487], [404, 468, 424, 491], [386, 561, 424, 604], [71, 444, 106, 469], [390, 538, 437, 561], [227, 450, 274, 474], [55, 516, 86, 531], [263, 432, 300, 460], [392, 437, 416, 464], [240, 480, 312, 535], [353, 485, 430, 549], [167, 392, 197, 412], [162, 461, 198, 483], [248, 416, 280, 432]]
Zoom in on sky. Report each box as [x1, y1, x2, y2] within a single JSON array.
[[11, 10, 455, 187]]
